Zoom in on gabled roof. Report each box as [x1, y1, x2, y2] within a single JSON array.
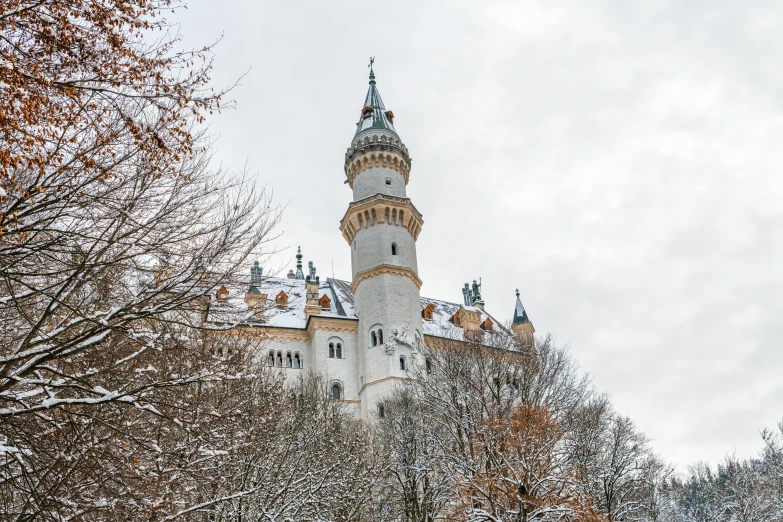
[[354, 68, 398, 138]]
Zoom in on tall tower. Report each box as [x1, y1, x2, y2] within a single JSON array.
[[339, 62, 424, 417]]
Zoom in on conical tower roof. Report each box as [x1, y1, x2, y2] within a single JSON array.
[[512, 289, 531, 325], [355, 62, 398, 138]]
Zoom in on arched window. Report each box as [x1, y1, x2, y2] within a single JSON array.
[[378, 329, 383, 345], [371, 331, 377, 347], [331, 383, 342, 400], [286, 353, 293, 368], [399, 356, 407, 371], [391, 243, 397, 255], [267, 351, 274, 366], [329, 342, 335, 358], [275, 352, 282, 367], [378, 404, 385, 419], [425, 357, 433, 375], [294, 353, 301, 369], [335, 343, 342, 359]]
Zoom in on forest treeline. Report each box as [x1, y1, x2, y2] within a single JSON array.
[[0, 1, 780, 520]]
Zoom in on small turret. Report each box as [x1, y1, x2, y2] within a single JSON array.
[[295, 247, 304, 280], [250, 260, 263, 283], [511, 289, 535, 346], [304, 261, 321, 318]]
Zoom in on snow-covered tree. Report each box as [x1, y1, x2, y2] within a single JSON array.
[[0, 1, 280, 519]]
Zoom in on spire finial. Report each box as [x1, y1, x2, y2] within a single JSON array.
[[295, 246, 304, 280], [516, 288, 520, 298], [368, 56, 376, 85]]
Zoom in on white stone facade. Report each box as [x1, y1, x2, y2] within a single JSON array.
[[205, 70, 534, 419]]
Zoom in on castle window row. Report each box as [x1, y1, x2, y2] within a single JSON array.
[[209, 347, 237, 359], [268, 351, 302, 369]]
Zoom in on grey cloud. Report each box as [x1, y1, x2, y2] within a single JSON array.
[[177, 0, 783, 470]]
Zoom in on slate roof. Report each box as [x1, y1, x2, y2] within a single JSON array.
[[354, 69, 398, 138]]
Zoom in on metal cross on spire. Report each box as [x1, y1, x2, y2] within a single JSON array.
[[368, 56, 376, 84]]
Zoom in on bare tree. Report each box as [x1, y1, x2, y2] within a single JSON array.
[[376, 384, 453, 522], [187, 371, 383, 522], [402, 330, 600, 521], [0, 1, 281, 519]]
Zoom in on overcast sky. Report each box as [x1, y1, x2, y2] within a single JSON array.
[[177, 0, 783, 470]]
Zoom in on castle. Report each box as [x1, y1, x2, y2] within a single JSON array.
[[212, 65, 535, 417]]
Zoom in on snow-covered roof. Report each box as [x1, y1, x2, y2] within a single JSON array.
[[206, 276, 505, 339]]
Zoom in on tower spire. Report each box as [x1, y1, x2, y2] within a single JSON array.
[[513, 288, 530, 325], [512, 288, 535, 347], [355, 59, 397, 137]]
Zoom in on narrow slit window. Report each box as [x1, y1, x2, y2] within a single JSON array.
[[391, 243, 397, 256]]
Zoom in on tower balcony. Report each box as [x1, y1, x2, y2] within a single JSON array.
[[339, 193, 424, 245]]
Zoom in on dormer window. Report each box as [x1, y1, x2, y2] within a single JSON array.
[[480, 317, 494, 333], [422, 303, 435, 321], [275, 290, 288, 307], [449, 312, 461, 327], [319, 294, 331, 310], [216, 286, 229, 302], [361, 106, 373, 119]]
